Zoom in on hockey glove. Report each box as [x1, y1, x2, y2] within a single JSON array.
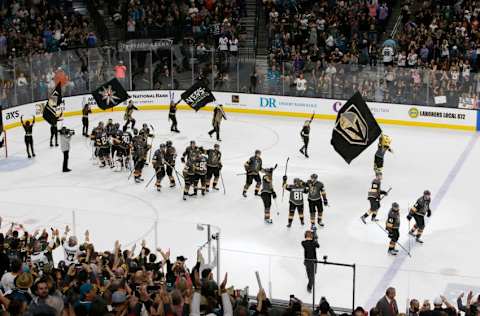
[[323, 199, 328, 206], [272, 192, 277, 199], [427, 209, 431, 217], [181, 157, 185, 163], [406, 214, 412, 221], [282, 175, 288, 182]]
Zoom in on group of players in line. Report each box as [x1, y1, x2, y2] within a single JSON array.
[[14, 98, 433, 257], [359, 134, 433, 255]]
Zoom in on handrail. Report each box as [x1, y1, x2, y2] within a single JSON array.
[[390, 14, 403, 39]]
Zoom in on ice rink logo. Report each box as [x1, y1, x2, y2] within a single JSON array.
[[260, 97, 277, 108], [409, 107, 419, 118]]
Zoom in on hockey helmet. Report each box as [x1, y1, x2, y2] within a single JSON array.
[[108, 118, 113, 123], [255, 149, 261, 156], [166, 140, 172, 147], [423, 190, 431, 200], [142, 123, 148, 128], [160, 143, 166, 148], [392, 202, 399, 210], [190, 140, 196, 146], [114, 123, 120, 129], [139, 129, 145, 135], [375, 171, 383, 178], [214, 143, 220, 149], [310, 173, 318, 180], [294, 178, 301, 185], [133, 128, 139, 135]]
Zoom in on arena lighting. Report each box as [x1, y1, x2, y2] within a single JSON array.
[[196, 223, 221, 283]]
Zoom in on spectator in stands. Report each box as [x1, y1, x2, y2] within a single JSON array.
[[114, 61, 128, 88], [295, 73, 307, 96], [408, 299, 420, 316], [375, 287, 398, 316]]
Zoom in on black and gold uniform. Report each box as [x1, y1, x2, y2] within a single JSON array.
[[82, 102, 92, 136], [208, 104, 227, 141], [116, 129, 132, 169], [242, 150, 263, 197], [169, 101, 180, 133], [182, 160, 195, 200], [96, 129, 112, 167], [132, 131, 150, 183], [306, 174, 328, 227], [90, 122, 104, 158], [21, 116, 35, 158], [361, 172, 388, 223], [152, 144, 167, 191], [299, 120, 311, 158], [374, 134, 392, 173], [49, 111, 63, 147], [123, 101, 138, 130], [386, 202, 401, 255], [407, 190, 432, 243], [206, 144, 222, 191], [181, 141, 199, 164], [140, 123, 154, 138], [165, 140, 177, 187], [260, 168, 277, 224], [284, 177, 308, 227], [192, 150, 208, 196]]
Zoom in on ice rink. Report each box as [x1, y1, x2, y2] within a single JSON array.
[[1, 109, 479, 309]]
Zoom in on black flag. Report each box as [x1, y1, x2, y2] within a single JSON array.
[[43, 84, 62, 125], [42, 103, 57, 126], [49, 83, 62, 107], [180, 81, 216, 111], [91, 78, 129, 110], [331, 92, 382, 164]]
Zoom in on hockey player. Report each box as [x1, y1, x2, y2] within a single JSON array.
[[96, 127, 112, 168], [361, 172, 389, 223], [386, 202, 401, 255], [206, 144, 222, 191], [407, 190, 432, 243], [21, 115, 36, 158], [123, 100, 138, 130], [306, 174, 329, 227], [182, 160, 195, 200], [283, 177, 308, 227], [105, 118, 116, 136], [181, 140, 198, 164], [192, 148, 208, 196], [242, 150, 264, 197], [49, 110, 63, 147], [140, 123, 154, 138], [82, 100, 92, 137], [208, 104, 227, 141], [90, 122, 104, 160], [152, 143, 167, 191], [132, 130, 150, 183], [260, 167, 277, 224], [116, 128, 133, 170], [169, 100, 180, 133], [374, 134, 393, 173], [165, 140, 177, 187], [110, 123, 121, 159], [299, 120, 311, 158]]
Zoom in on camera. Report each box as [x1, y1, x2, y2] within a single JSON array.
[[311, 225, 318, 241], [60, 127, 75, 136]]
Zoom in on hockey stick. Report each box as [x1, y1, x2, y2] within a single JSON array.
[[273, 197, 279, 216], [148, 124, 156, 163], [281, 157, 290, 202], [164, 160, 184, 190], [145, 168, 161, 188], [236, 172, 247, 176], [220, 171, 226, 195], [373, 221, 412, 257], [379, 187, 392, 201], [128, 158, 145, 180]]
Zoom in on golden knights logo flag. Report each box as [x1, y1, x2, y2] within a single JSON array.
[[331, 92, 382, 164], [180, 81, 216, 111], [43, 83, 62, 126], [92, 78, 129, 110]]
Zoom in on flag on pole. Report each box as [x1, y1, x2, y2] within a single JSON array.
[[91, 78, 129, 110], [331, 92, 382, 164], [43, 83, 62, 125], [180, 81, 216, 111]]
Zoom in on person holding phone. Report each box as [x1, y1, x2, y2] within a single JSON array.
[[301, 230, 319, 293]]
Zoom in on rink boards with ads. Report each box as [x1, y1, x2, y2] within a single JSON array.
[[2, 90, 478, 131]]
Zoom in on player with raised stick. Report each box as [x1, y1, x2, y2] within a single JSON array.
[[283, 177, 308, 227], [242, 150, 264, 197], [386, 202, 401, 255], [305, 174, 329, 227], [260, 166, 277, 224], [361, 172, 389, 224], [407, 190, 432, 244], [208, 104, 227, 141], [299, 113, 314, 158]]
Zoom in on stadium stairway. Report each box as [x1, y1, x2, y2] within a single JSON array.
[[238, 0, 259, 59]]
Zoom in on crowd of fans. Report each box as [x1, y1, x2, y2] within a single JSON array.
[[0, 0, 97, 60], [260, 0, 480, 108], [0, 219, 479, 316]]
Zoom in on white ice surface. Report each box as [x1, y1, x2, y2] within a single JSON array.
[[0, 109, 479, 309]]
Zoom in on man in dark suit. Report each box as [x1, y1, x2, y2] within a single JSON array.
[[376, 287, 398, 316]]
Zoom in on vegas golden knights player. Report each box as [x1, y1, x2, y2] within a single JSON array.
[[181, 140, 198, 164], [306, 174, 329, 227], [132, 129, 150, 183], [386, 202, 401, 255], [283, 177, 308, 227], [165, 140, 177, 187], [183, 159, 195, 200], [192, 148, 208, 196], [95, 126, 112, 168], [206, 144, 222, 191], [208, 104, 227, 141], [123, 100, 138, 130], [374, 134, 393, 173], [152, 143, 167, 191], [169, 100, 180, 133], [299, 120, 311, 158], [407, 190, 432, 243], [243, 150, 263, 197], [361, 172, 388, 223], [260, 168, 277, 224]]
